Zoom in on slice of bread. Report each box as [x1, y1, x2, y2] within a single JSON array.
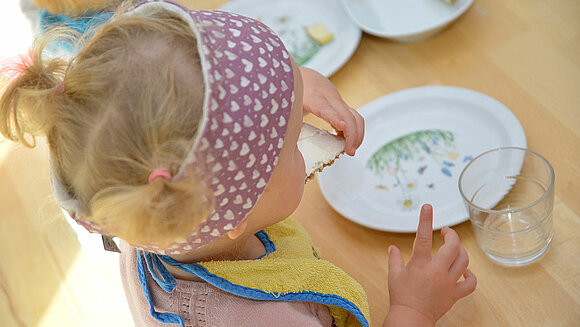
[[298, 123, 345, 181]]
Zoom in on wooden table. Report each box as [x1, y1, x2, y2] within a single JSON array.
[[1, 0, 578, 326], [296, 1, 580, 325], [292, 1, 580, 325]]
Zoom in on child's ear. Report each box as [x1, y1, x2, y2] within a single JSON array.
[[227, 218, 248, 239]]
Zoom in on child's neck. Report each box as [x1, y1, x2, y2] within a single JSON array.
[[172, 233, 266, 262], [161, 233, 267, 282]]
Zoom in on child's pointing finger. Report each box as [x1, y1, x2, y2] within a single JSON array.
[[411, 204, 434, 263]]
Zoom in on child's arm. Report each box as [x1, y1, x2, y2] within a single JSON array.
[[383, 205, 477, 327], [299, 67, 364, 156]]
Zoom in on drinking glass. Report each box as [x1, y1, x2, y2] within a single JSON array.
[[458, 147, 554, 266]]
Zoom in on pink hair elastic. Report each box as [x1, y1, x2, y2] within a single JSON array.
[[148, 168, 172, 184], [54, 82, 65, 94]]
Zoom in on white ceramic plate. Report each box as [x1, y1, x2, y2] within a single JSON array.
[[340, 0, 473, 42], [318, 86, 527, 232], [219, 0, 361, 77]]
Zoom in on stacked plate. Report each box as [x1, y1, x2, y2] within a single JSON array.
[[341, 0, 474, 42], [219, 0, 361, 77], [220, 0, 474, 75]]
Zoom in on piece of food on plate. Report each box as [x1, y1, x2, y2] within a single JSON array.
[[306, 23, 334, 45], [298, 123, 345, 182]]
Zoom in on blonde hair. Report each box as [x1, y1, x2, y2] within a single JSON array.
[[0, 6, 213, 248], [32, 0, 125, 16]]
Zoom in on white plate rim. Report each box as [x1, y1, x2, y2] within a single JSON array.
[[318, 86, 527, 232], [340, 0, 474, 39], [218, 0, 361, 77]]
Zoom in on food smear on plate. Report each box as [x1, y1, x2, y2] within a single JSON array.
[[306, 23, 334, 45]]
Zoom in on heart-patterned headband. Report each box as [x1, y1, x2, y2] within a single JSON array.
[[51, 0, 295, 254]]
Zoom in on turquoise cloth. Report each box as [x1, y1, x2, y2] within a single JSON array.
[[39, 10, 113, 52]]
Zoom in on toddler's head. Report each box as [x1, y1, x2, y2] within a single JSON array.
[[0, 0, 303, 254]]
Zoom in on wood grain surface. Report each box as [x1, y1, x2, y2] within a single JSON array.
[[1, 0, 578, 326]]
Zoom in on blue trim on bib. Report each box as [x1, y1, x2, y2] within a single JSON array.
[[159, 255, 369, 327], [255, 230, 276, 259], [136, 250, 185, 326], [137, 230, 275, 325], [137, 229, 368, 327]]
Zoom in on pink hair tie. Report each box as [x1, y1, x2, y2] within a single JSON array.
[[54, 82, 65, 94], [148, 168, 172, 184]]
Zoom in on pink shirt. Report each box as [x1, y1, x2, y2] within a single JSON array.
[[119, 242, 335, 326]]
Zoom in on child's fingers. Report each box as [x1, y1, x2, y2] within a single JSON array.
[[449, 245, 469, 280], [328, 101, 360, 156], [310, 100, 341, 126], [435, 226, 461, 268], [455, 269, 477, 300], [411, 204, 434, 263], [388, 245, 405, 276], [348, 107, 364, 150], [307, 99, 362, 156]]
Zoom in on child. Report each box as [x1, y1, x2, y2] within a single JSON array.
[[22, 0, 122, 56], [0, 1, 476, 326], [31, 0, 123, 16]]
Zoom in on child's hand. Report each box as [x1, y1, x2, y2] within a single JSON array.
[[299, 67, 364, 156], [384, 204, 477, 326]]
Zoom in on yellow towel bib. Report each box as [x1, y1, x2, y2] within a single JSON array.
[[170, 218, 370, 327]]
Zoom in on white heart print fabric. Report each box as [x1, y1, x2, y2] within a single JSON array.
[[51, 0, 295, 255]]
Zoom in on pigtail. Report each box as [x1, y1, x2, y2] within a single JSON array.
[[0, 44, 68, 148], [1, 6, 211, 250], [91, 171, 214, 248]]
